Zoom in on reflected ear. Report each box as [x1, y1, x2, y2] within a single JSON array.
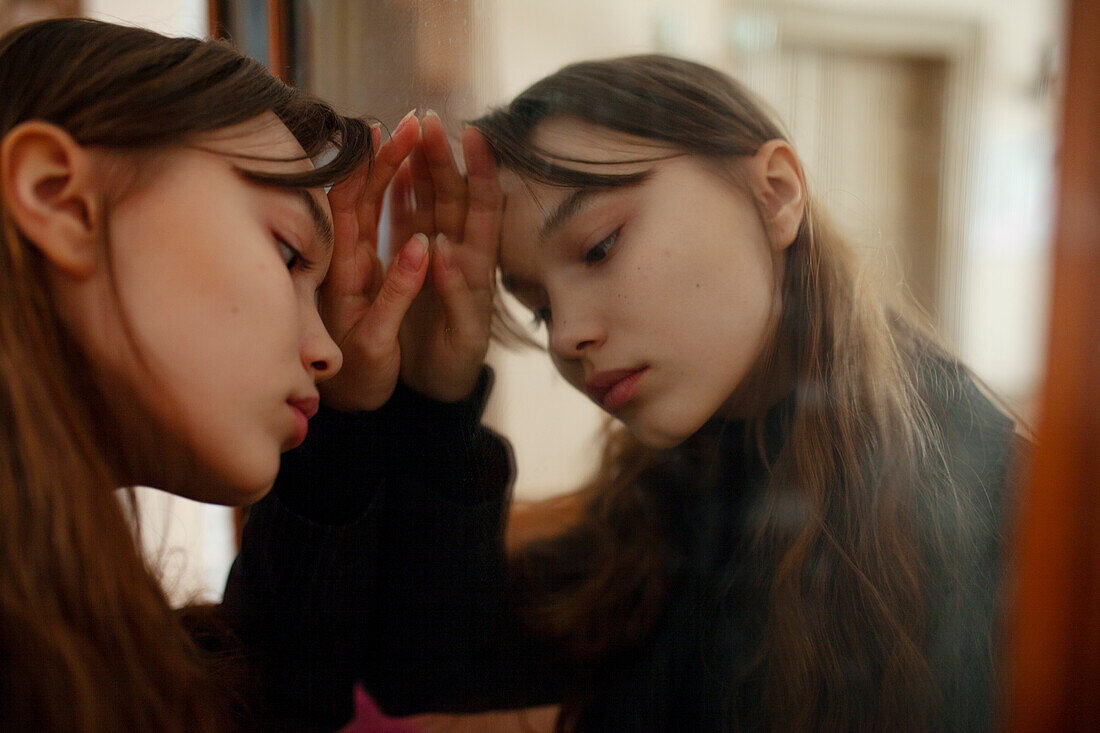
[[0, 121, 102, 277], [748, 139, 805, 251]]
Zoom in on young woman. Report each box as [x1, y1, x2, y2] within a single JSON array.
[[0, 17, 501, 731], [471, 55, 1023, 731], [231, 56, 1023, 731]]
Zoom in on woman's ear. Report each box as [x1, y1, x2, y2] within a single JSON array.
[[1, 121, 102, 277], [748, 139, 805, 251]]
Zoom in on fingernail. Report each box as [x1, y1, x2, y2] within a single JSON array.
[[425, 108, 439, 119], [435, 233, 454, 269], [401, 233, 429, 271], [396, 108, 417, 132]]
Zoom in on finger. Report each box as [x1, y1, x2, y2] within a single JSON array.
[[366, 245, 385, 301], [316, 246, 384, 343], [421, 110, 468, 242], [431, 234, 483, 336], [460, 127, 503, 279], [407, 143, 435, 236], [326, 156, 373, 293], [358, 110, 420, 239], [387, 160, 417, 258], [370, 121, 392, 232], [360, 233, 430, 346]]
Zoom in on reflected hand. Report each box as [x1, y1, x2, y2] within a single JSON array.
[[318, 113, 430, 411], [387, 112, 502, 402]]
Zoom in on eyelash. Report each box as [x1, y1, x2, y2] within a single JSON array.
[[275, 236, 310, 271], [584, 228, 620, 264]]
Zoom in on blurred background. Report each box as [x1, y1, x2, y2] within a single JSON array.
[[0, 0, 1064, 605]]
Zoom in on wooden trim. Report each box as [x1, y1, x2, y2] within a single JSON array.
[[266, 0, 291, 82], [206, 0, 224, 39], [767, 5, 979, 58], [1006, 0, 1100, 729]]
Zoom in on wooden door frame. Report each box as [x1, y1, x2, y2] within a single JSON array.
[[207, 0, 292, 82], [1006, 0, 1100, 727]]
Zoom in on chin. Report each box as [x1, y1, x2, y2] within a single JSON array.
[[626, 405, 712, 449], [223, 449, 282, 505], [180, 454, 279, 507], [227, 479, 276, 507], [627, 421, 691, 450], [175, 478, 273, 507]]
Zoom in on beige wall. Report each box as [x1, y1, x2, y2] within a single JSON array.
[[84, 0, 206, 37]]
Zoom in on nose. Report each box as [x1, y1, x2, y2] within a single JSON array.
[[547, 297, 605, 360], [301, 303, 343, 382]]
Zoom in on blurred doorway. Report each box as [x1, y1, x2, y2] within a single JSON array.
[[728, 6, 979, 342]]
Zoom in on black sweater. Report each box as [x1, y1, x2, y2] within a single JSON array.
[[224, 362, 1021, 731]]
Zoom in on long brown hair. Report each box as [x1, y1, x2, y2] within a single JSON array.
[[0, 18, 370, 731], [475, 55, 978, 730]]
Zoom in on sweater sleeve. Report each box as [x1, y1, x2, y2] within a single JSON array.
[[222, 370, 568, 729]]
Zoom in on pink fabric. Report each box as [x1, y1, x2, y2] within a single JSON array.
[[338, 685, 425, 733]]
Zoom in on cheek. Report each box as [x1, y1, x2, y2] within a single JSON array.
[[105, 228, 299, 413], [652, 239, 777, 372], [700, 277, 777, 396], [603, 238, 672, 318]]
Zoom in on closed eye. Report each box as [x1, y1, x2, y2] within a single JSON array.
[[584, 228, 620, 264], [276, 235, 309, 271]]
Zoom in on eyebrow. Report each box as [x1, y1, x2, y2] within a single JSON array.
[[503, 189, 604, 292], [537, 172, 654, 243], [538, 187, 601, 242], [508, 174, 654, 290], [289, 188, 334, 253]]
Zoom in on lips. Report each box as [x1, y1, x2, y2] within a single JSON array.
[[287, 396, 320, 420], [285, 395, 319, 450], [585, 367, 648, 412]]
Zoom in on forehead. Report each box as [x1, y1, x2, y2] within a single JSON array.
[[528, 117, 666, 164], [194, 112, 332, 220]]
